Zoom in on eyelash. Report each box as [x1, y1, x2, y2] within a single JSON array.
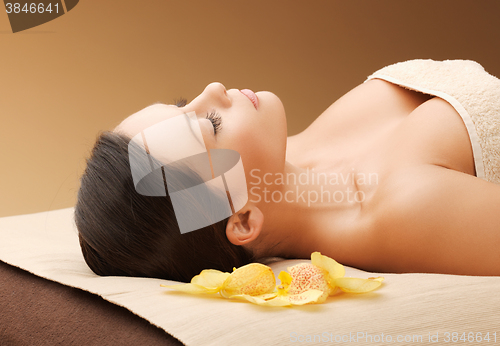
[[206, 110, 222, 135], [174, 97, 188, 107], [174, 97, 222, 135]]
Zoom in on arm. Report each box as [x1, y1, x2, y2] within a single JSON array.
[[373, 165, 500, 276]]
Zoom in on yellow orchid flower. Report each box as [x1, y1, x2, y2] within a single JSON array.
[[284, 263, 332, 303], [161, 252, 384, 307], [231, 253, 383, 306], [161, 263, 276, 298], [310, 252, 384, 294], [230, 270, 324, 306], [220, 263, 276, 298]]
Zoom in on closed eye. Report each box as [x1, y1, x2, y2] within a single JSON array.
[[206, 110, 222, 135], [172, 97, 221, 134], [173, 97, 188, 107]]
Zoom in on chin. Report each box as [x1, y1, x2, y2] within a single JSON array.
[[253, 90, 287, 166], [257, 91, 285, 111], [258, 91, 287, 130]]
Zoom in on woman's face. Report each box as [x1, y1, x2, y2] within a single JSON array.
[[114, 82, 288, 182]]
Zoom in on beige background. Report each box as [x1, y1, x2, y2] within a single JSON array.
[[1, 0, 499, 218]]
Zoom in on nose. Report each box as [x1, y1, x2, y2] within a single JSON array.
[[190, 82, 231, 113], [202, 82, 231, 106]]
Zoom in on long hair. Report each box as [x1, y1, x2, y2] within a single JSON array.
[[74, 131, 253, 282]]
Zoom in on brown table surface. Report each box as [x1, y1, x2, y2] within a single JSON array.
[[0, 260, 185, 346]]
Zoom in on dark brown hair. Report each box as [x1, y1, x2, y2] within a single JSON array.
[[74, 131, 253, 282]]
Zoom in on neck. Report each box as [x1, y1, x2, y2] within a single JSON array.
[[248, 160, 368, 259]]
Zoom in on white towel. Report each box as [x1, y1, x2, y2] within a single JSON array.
[[366, 59, 500, 185]]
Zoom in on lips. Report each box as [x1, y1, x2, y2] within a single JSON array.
[[240, 89, 259, 110]]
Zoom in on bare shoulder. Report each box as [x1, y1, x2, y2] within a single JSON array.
[[289, 79, 434, 166], [300, 79, 433, 135], [368, 165, 500, 275], [327, 78, 433, 114]]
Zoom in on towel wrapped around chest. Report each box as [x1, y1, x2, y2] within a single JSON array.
[[365, 59, 500, 185]]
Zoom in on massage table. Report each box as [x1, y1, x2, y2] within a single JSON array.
[[1, 208, 499, 345]]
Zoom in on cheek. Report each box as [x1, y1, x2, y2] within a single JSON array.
[[226, 122, 260, 159], [222, 94, 287, 175], [199, 119, 217, 150], [230, 123, 284, 177]]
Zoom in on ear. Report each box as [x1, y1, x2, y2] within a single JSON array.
[[225, 204, 264, 246]]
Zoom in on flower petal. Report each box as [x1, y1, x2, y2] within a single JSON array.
[[220, 263, 276, 298], [286, 263, 331, 300], [191, 269, 230, 290], [333, 277, 384, 293], [311, 252, 345, 279], [231, 294, 292, 307], [277, 270, 292, 293], [283, 289, 326, 305]]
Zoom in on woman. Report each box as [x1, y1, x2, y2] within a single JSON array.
[[75, 59, 500, 282]]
